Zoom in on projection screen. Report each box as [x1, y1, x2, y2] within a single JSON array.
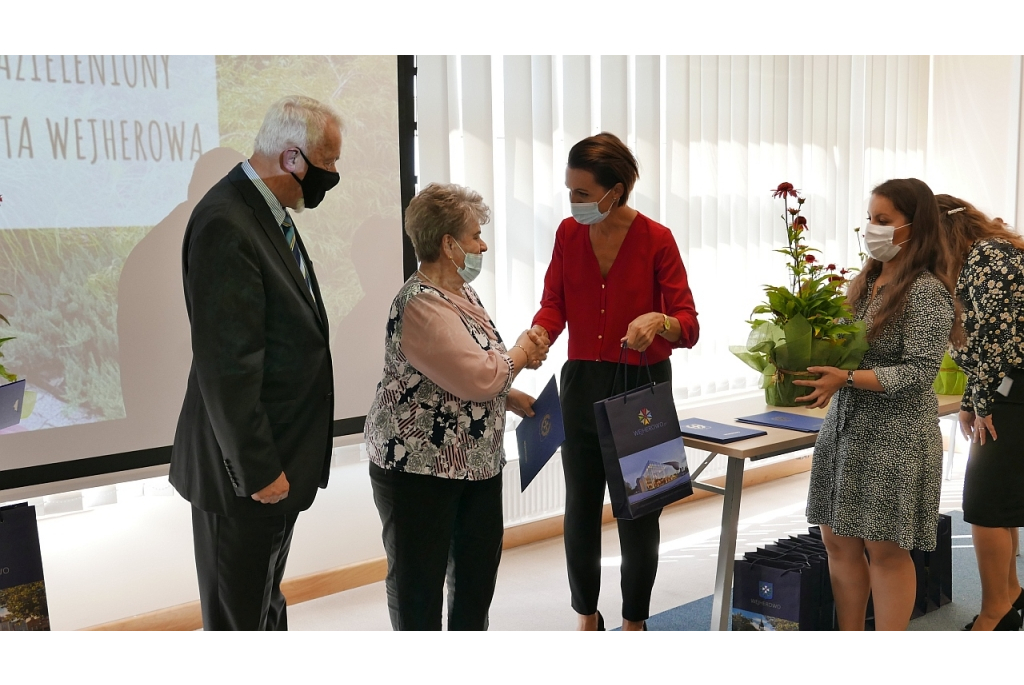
[[0, 55, 411, 489]]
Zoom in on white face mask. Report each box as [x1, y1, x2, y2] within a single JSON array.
[[450, 239, 483, 283], [864, 222, 911, 262], [570, 188, 614, 225]]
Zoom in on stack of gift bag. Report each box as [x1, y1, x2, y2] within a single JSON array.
[[732, 515, 952, 630]]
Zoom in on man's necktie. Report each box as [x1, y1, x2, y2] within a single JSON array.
[[281, 213, 313, 296]]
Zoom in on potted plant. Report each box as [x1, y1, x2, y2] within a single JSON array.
[[0, 292, 14, 384], [0, 292, 35, 428], [730, 183, 868, 406]]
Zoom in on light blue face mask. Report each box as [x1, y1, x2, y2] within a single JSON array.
[[450, 239, 483, 283], [570, 188, 614, 225]]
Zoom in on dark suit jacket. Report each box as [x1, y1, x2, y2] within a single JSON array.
[[169, 163, 334, 517]]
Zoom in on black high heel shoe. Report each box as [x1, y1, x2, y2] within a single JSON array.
[[964, 607, 1023, 631], [995, 607, 1023, 631], [964, 588, 1024, 630]]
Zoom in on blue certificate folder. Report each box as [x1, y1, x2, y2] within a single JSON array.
[[735, 411, 824, 433], [515, 376, 565, 492], [0, 379, 26, 430], [678, 418, 767, 443]]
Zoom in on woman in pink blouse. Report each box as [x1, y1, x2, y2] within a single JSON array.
[[365, 182, 548, 630]]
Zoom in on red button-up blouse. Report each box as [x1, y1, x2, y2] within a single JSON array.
[[532, 212, 699, 366]]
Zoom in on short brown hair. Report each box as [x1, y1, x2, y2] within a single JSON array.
[[404, 183, 490, 263], [567, 132, 639, 207]]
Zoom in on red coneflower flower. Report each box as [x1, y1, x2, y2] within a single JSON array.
[[772, 182, 798, 199]]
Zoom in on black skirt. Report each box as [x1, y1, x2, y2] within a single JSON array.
[[962, 397, 1024, 528]]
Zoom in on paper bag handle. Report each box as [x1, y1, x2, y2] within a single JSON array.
[[610, 341, 653, 398]]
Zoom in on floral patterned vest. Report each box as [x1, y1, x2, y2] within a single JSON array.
[[364, 275, 510, 480]]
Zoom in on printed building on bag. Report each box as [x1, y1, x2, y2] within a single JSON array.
[[634, 460, 685, 494]]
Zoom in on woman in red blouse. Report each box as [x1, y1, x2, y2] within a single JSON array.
[[531, 132, 699, 631]]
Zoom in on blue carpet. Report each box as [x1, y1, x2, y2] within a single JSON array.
[[645, 510, 1024, 630]]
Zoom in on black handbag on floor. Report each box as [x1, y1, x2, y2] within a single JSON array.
[[0, 503, 50, 631]]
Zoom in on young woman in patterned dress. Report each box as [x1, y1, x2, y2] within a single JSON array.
[[793, 178, 961, 630], [938, 194, 1024, 631]]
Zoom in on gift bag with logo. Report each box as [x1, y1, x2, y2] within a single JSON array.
[[732, 556, 816, 631], [932, 352, 967, 396], [593, 346, 692, 520], [764, 537, 835, 630], [733, 527, 838, 631], [911, 513, 952, 617], [0, 503, 50, 631]]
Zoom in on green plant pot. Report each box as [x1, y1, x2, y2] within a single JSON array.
[[764, 369, 818, 407]]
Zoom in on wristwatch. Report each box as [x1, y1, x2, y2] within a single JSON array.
[[662, 314, 671, 333], [846, 370, 855, 387]]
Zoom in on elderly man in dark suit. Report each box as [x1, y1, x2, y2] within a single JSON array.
[[170, 95, 342, 630]]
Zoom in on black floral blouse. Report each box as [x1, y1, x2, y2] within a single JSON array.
[[364, 275, 512, 480], [951, 238, 1024, 416]]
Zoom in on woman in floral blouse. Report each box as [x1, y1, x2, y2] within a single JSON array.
[[364, 183, 548, 630], [939, 194, 1024, 631]]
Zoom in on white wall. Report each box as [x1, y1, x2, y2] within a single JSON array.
[[927, 56, 1023, 221]]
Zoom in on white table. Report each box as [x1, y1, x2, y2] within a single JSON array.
[[681, 393, 963, 631]]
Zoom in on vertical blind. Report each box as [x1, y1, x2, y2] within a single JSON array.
[[414, 55, 930, 402]]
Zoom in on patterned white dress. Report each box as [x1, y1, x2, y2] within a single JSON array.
[[805, 271, 954, 551]]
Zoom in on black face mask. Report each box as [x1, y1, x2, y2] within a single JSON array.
[[291, 148, 340, 209]]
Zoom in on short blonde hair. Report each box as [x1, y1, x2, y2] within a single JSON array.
[[405, 183, 490, 262], [253, 95, 344, 156]]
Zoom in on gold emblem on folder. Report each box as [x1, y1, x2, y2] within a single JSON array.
[[540, 414, 551, 438]]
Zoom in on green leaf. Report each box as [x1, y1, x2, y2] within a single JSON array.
[[730, 346, 769, 373], [781, 314, 812, 370]]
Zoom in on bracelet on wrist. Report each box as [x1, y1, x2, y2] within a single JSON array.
[[511, 343, 529, 365]]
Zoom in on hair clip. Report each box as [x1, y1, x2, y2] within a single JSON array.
[[947, 207, 966, 215]]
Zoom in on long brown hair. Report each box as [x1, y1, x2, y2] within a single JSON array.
[[936, 194, 1024, 279], [846, 178, 963, 344]]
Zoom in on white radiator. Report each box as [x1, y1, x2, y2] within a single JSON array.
[[501, 451, 567, 527]]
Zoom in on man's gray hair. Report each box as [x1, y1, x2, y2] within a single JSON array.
[[405, 183, 490, 263], [253, 95, 344, 156]]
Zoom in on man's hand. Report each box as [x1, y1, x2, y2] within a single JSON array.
[[251, 472, 290, 504]]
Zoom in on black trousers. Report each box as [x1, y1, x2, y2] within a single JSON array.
[[190, 505, 299, 631], [560, 358, 672, 622], [370, 463, 504, 631]]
